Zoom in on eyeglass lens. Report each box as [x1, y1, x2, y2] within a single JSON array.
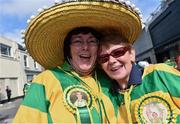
[[98, 46, 130, 64]]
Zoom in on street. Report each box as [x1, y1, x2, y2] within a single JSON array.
[[0, 98, 22, 123]]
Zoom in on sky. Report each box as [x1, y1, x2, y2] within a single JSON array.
[[0, 0, 161, 45]]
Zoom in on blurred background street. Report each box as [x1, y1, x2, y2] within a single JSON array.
[[0, 98, 22, 123]]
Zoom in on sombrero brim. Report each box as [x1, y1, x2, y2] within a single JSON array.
[[25, 1, 141, 69]]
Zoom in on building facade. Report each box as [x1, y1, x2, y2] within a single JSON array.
[[134, 27, 157, 63], [149, 0, 180, 63], [0, 36, 43, 101], [135, 0, 180, 63]]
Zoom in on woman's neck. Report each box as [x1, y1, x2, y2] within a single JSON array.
[[117, 76, 130, 90]]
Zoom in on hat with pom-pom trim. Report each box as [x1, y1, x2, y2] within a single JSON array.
[[24, 0, 142, 69]]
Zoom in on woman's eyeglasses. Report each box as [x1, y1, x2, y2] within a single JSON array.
[[71, 40, 98, 47], [98, 46, 130, 64]]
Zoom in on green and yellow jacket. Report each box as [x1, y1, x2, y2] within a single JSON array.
[[115, 63, 180, 123], [13, 61, 118, 123]]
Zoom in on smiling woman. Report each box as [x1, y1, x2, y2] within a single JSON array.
[[70, 33, 98, 75], [98, 31, 136, 88], [98, 28, 180, 123], [63, 27, 100, 76]]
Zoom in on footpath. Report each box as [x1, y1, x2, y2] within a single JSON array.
[[0, 98, 22, 123]]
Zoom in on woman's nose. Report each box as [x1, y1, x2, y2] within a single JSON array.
[[82, 42, 89, 50], [108, 55, 117, 64]]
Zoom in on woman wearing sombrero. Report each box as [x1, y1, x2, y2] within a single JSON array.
[[13, 0, 146, 123]]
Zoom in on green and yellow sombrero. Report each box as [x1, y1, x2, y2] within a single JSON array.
[[23, 0, 142, 69]]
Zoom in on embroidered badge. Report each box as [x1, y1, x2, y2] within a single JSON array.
[[63, 85, 95, 113], [135, 93, 178, 123]]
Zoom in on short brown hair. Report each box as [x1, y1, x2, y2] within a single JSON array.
[[99, 28, 130, 46]]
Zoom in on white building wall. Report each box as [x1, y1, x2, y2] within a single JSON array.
[[0, 36, 43, 101], [20, 50, 42, 72], [19, 50, 43, 82], [0, 37, 22, 100]]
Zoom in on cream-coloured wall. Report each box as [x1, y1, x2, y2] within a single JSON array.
[[0, 37, 24, 99], [0, 37, 20, 60], [0, 58, 22, 97], [0, 36, 43, 101], [19, 50, 42, 72], [0, 57, 20, 77]]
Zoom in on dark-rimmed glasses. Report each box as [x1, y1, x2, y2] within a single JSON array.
[[98, 46, 130, 64]]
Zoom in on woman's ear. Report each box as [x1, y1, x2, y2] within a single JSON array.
[[130, 48, 136, 63]]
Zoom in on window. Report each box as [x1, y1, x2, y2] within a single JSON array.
[[24, 55, 29, 67], [34, 60, 38, 69], [0, 43, 11, 56], [27, 75, 33, 82]]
